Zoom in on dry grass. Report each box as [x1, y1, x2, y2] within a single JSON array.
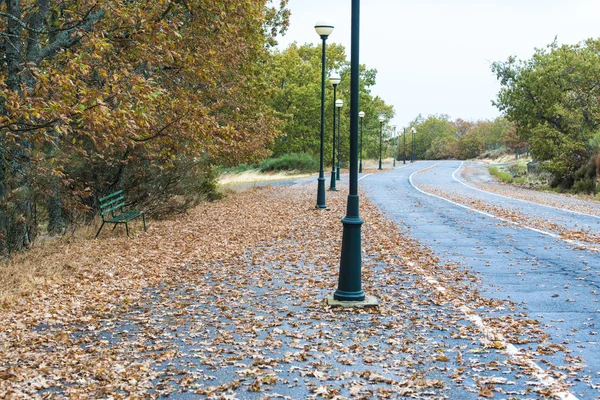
[[1, 159, 396, 306], [218, 170, 312, 186], [0, 219, 146, 307]]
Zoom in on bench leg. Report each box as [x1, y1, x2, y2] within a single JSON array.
[[141, 212, 146, 232], [95, 221, 106, 239], [125, 222, 130, 237]]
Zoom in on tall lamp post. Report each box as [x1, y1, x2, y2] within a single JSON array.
[[378, 114, 385, 170], [329, 0, 376, 306], [315, 21, 334, 209], [392, 125, 397, 167], [403, 127, 407, 164], [358, 111, 365, 173], [336, 99, 343, 180], [411, 126, 416, 163], [329, 72, 341, 191]]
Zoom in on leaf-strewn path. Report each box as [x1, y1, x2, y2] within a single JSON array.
[[0, 180, 585, 398]]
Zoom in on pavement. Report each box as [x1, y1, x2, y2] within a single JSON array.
[[2, 162, 600, 399], [361, 160, 600, 399]]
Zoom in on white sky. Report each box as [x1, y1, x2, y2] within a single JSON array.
[[276, 0, 600, 129]]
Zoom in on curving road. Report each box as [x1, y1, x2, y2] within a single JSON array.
[[361, 160, 600, 398]]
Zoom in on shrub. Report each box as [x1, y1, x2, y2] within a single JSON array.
[[488, 166, 513, 183], [258, 153, 318, 173], [508, 163, 527, 177], [571, 178, 596, 194]]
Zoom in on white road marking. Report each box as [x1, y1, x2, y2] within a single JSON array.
[[452, 161, 600, 220], [411, 264, 579, 400], [409, 164, 600, 253]]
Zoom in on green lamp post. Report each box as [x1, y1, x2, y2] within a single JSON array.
[[336, 99, 343, 180], [403, 127, 406, 164], [329, 72, 341, 191], [329, 0, 377, 307], [378, 114, 385, 170], [358, 111, 365, 173], [392, 125, 397, 167], [315, 21, 334, 209], [411, 126, 416, 163]]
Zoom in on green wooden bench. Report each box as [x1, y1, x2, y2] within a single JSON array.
[[95, 190, 146, 238]]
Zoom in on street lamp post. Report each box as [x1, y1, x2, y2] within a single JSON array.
[[378, 114, 385, 170], [336, 99, 343, 180], [329, 72, 341, 191], [392, 125, 397, 167], [330, 0, 376, 306], [315, 21, 334, 209], [411, 126, 416, 163], [358, 111, 365, 173], [403, 127, 407, 164]]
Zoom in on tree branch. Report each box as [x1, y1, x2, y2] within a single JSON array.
[[130, 110, 191, 143], [38, 8, 106, 61]]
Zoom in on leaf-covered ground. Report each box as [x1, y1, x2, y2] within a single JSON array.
[[0, 181, 587, 398]]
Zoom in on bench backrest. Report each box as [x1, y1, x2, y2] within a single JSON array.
[[99, 190, 126, 217]]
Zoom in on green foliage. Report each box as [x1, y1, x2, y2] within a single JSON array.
[[488, 167, 514, 183], [403, 115, 516, 161], [508, 163, 527, 177], [258, 153, 318, 173], [266, 43, 393, 165], [492, 38, 600, 188]]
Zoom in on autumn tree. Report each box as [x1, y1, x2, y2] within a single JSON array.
[[0, 0, 289, 253]]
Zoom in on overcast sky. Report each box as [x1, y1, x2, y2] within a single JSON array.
[[276, 0, 600, 129]]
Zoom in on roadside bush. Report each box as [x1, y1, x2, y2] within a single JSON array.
[[508, 163, 527, 177], [569, 155, 598, 194], [488, 166, 514, 183], [258, 153, 318, 173]]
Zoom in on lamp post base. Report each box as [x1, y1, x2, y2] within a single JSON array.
[[329, 169, 337, 191], [316, 177, 327, 209], [359, 161, 363, 173], [334, 206, 366, 301], [327, 294, 379, 308]]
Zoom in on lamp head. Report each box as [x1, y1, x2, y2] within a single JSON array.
[[378, 114, 385, 122], [329, 72, 341, 86], [358, 111, 365, 118], [335, 99, 344, 108], [315, 21, 334, 38], [411, 127, 416, 133]]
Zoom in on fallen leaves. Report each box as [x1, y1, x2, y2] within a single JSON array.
[[0, 181, 593, 398]]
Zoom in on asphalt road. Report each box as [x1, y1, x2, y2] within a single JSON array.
[[360, 160, 600, 399]]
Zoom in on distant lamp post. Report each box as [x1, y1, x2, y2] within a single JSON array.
[[329, 72, 341, 191], [336, 99, 343, 180], [403, 127, 407, 164], [392, 125, 397, 167], [411, 127, 416, 163], [378, 114, 385, 170], [358, 111, 365, 173], [315, 20, 334, 209]]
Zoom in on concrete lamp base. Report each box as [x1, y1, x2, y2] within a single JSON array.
[[326, 295, 379, 308]]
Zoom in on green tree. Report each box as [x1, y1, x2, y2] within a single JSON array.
[[493, 38, 600, 188], [266, 42, 390, 166]]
